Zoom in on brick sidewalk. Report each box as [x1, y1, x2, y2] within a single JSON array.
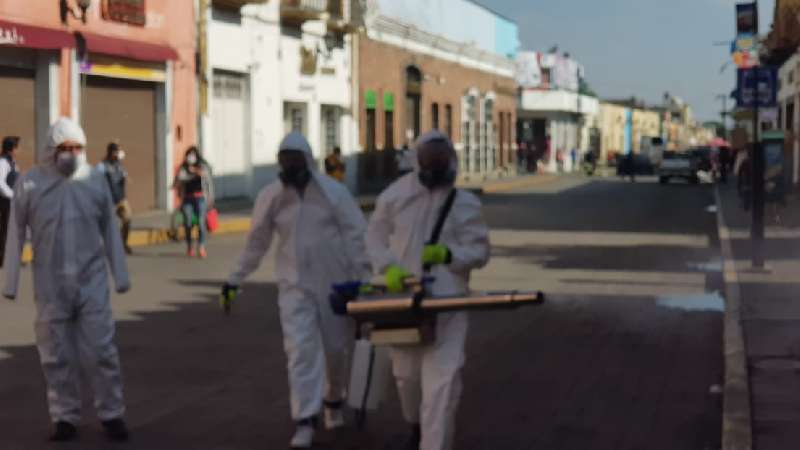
[[717, 182, 800, 449]]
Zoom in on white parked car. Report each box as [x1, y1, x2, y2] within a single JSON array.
[[658, 151, 698, 184]]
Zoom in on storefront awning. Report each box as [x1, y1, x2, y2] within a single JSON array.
[[0, 19, 74, 50], [78, 32, 178, 62]]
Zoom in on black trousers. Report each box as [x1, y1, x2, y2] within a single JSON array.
[[0, 196, 10, 267]]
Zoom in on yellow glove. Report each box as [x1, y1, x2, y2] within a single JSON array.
[[385, 265, 411, 294], [422, 244, 451, 265]]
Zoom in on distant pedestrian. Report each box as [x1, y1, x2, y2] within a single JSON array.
[[324, 146, 346, 182], [97, 143, 132, 254], [397, 143, 415, 176], [570, 148, 577, 171], [0, 136, 19, 266], [173, 146, 214, 259]]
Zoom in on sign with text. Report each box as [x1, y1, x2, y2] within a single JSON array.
[[735, 67, 778, 108], [102, 0, 146, 27]]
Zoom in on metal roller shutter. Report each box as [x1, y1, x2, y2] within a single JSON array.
[[83, 76, 157, 212], [0, 66, 36, 172]]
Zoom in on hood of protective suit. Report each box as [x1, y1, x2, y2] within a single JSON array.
[[43, 118, 91, 179], [414, 130, 459, 176], [279, 131, 317, 172]]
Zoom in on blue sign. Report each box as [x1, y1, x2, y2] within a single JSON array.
[[735, 67, 778, 108]]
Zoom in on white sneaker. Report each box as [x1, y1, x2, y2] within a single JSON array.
[[324, 406, 345, 430], [289, 424, 314, 449]]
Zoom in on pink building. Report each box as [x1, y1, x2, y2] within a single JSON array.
[[0, 0, 197, 212]]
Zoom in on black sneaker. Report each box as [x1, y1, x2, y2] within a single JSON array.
[[405, 424, 421, 450], [49, 421, 78, 442], [101, 418, 130, 442]]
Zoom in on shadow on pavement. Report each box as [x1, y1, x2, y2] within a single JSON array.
[[483, 179, 715, 235], [492, 243, 714, 273]]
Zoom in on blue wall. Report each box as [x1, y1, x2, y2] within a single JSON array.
[[624, 109, 633, 155], [495, 16, 519, 58], [375, 0, 518, 59]]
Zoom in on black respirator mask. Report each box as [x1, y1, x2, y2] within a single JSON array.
[[418, 166, 456, 189], [279, 167, 312, 189]]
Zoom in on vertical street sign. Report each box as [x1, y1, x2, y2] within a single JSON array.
[[735, 67, 778, 108]]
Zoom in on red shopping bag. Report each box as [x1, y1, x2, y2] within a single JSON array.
[[206, 208, 219, 233]]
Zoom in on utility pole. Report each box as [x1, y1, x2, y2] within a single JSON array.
[[751, 0, 765, 269], [716, 94, 729, 140]]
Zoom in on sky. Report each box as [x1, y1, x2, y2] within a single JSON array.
[[475, 0, 776, 122]]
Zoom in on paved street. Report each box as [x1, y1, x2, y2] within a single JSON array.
[[0, 175, 724, 450]]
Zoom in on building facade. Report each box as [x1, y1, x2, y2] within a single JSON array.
[[200, 0, 359, 198], [516, 51, 599, 173], [0, 0, 197, 212], [356, 0, 519, 187], [779, 51, 800, 185]]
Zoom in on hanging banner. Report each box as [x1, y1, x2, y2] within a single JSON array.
[[736, 3, 758, 35]]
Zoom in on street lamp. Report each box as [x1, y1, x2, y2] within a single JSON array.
[[60, 0, 91, 25]]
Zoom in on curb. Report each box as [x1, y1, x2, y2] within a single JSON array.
[[17, 174, 545, 263], [715, 185, 753, 450], [457, 174, 557, 194]]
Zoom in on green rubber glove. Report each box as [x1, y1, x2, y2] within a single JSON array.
[[385, 265, 411, 294], [220, 283, 239, 315], [359, 283, 376, 296], [422, 244, 451, 265]]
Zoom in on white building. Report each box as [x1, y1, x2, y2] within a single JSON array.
[[201, 0, 359, 198], [778, 50, 799, 186], [517, 51, 599, 173]]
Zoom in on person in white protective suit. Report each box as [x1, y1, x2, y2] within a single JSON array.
[[222, 131, 370, 449], [366, 130, 490, 450], [3, 118, 131, 442]]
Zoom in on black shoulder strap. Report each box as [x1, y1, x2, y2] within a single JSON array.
[[428, 188, 458, 245]]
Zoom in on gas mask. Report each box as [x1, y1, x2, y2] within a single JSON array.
[[55, 151, 78, 177], [279, 166, 312, 190], [418, 166, 456, 189]]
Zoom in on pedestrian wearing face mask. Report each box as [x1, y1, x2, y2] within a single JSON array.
[[366, 130, 490, 450], [173, 146, 214, 258], [221, 131, 371, 449], [3, 118, 131, 442], [0, 136, 20, 266], [97, 142, 132, 254]]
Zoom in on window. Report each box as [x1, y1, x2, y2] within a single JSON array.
[[323, 107, 339, 154], [385, 111, 395, 150], [366, 109, 376, 151], [432, 103, 440, 130], [291, 109, 303, 132], [788, 102, 796, 132], [499, 113, 506, 157], [445, 104, 453, 139], [405, 66, 422, 144]]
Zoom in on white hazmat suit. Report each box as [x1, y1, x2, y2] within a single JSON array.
[[366, 131, 490, 450], [3, 118, 130, 425], [228, 132, 370, 422]]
